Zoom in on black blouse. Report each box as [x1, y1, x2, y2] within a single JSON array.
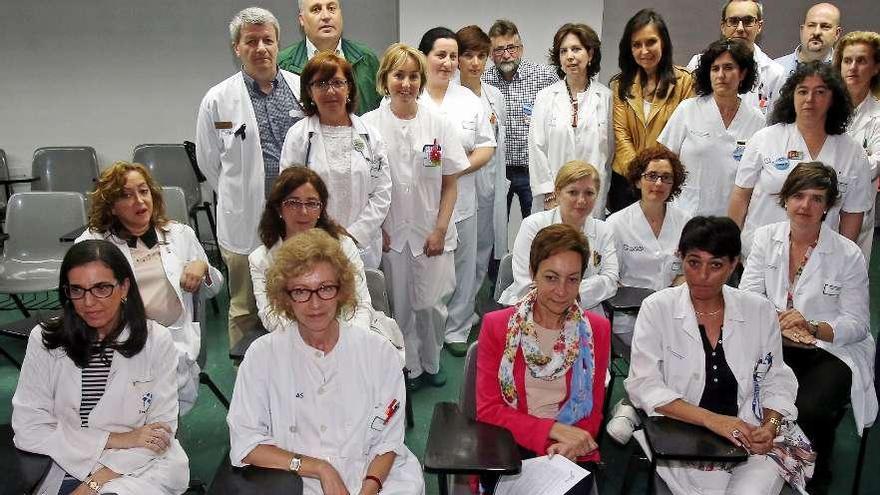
[[697, 325, 738, 417]]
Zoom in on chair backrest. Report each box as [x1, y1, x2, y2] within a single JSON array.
[[493, 253, 514, 302], [3, 192, 87, 261], [30, 147, 99, 196], [133, 144, 201, 213], [364, 268, 392, 317], [0, 149, 8, 205], [459, 341, 479, 420], [161, 186, 189, 224]]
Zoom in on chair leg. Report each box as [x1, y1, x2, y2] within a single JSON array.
[[405, 380, 414, 428], [852, 427, 870, 495], [11, 294, 30, 318], [199, 371, 230, 409], [437, 473, 449, 495], [203, 202, 219, 248], [0, 345, 22, 369], [190, 210, 203, 243]]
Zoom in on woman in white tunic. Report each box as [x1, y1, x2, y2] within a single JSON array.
[[280, 52, 392, 269], [228, 229, 423, 495], [499, 161, 618, 313], [362, 43, 469, 389], [728, 61, 872, 258], [834, 31, 880, 261], [13, 240, 188, 495], [658, 39, 765, 217], [530, 23, 614, 218], [740, 163, 877, 493], [606, 146, 691, 342], [417, 27, 497, 357]]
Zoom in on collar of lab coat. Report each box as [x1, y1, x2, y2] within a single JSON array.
[[302, 112, 371, 138], [671, 284, 746, 341], [768, 221, 836, 286], [851, 94, 880, 134]]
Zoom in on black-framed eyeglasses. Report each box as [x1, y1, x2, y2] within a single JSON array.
[[288, 284, 339, 303], [491, 44, 522, 56], [724, 16, 758, 28], [281, 198, 322, 211], [65, 283, 118, 300], [641, 172, 675, 184], [310, 78, 349, 92]]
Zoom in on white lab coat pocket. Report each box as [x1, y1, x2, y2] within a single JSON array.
[[128, 377, 155, 426], [363, 404, 385, 456], [822, 280, 842, 297]]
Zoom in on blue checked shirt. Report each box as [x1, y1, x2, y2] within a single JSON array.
[[482, 61, 558, 169], [243, 69, 303, 196]]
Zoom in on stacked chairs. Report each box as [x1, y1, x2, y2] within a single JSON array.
[[30, 146, 99, 199]]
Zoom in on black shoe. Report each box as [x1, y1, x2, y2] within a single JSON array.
[[423, 368, 447, 387], [406, 374, 425, 392]]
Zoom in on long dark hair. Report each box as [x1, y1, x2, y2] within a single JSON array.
[[769, 60, 852, 134], [41, 240, 148, 368], [614, 9, 677, 102]]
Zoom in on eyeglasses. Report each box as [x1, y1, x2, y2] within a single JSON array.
[[65, 283, 118, 300], [641, 172, 674, 184], [281, 198, 322, 211], [724, 16, 758, 28], [491, 44, 521, 56], [288, 284, 339, 303], [310, 78, 349, 92]]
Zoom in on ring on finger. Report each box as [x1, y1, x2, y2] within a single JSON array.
[[732, 429, 741, 437]]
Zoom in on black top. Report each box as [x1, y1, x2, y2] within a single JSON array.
[[697, 325, 738, 417]]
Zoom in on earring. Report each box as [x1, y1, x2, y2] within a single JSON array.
[[121, 297, 127, 305], [346, 96, 351, 103]]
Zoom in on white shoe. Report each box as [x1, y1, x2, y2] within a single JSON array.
[[606, 400, 641, 445]]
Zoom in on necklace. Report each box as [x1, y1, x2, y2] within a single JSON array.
[[695, 306, 724, 317], [566, 78, 589, 128]]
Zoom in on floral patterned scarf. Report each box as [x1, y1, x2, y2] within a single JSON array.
[[498, 289, 595, 424]]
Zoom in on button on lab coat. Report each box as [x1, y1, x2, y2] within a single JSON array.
[[740, 222, 878, 434], [195, 69, 303, 254], [12, 323, 189, 494]]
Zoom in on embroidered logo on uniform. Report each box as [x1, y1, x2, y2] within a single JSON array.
[[139, 392, 153, 414]]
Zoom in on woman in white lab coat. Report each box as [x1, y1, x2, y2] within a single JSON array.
[[499, 160, 618, 312], [728, 61, 873, 258], [249, 167, 372, 333], [418, 27, 497, 357], [605, 146, 691, 342], [658, 39, 765, 217], [362, 43, 469, 389], [228, 229, 423, 495], [75, 162, 223, 415], [12, 240, 188, 495], [530, 23, 614, 218], [740, 163, 877, 493], [280, 52, 392, 269], [834, 31, 880, 260], [626, 217, 802, 495]]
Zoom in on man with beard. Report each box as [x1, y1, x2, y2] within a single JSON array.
[[482, 19, 558, 219], [774, 3, 841, 76]]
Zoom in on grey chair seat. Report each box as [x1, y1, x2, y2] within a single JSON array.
[[0, 260, 62, 293]]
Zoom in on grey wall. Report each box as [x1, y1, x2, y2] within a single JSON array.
[[0, 0, 397, 175]]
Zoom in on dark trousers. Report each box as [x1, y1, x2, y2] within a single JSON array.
[[481, 446, 595, 494], [607, 171, 638, 214], [506, 166, 532, 220], [782, 345, 852, 480]]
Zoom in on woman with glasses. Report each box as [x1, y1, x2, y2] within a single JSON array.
[[658, 39, 765, 217], [228, 229, 423, 495], [75, 162, 223, 414], [249, 167, 373, 333], [418, 27, 496, 359], [280, 52, 392, 269], [608, 9, 694, 214], [606, 146, 690, 343], [13, 240, 189, 494], [529, 23, 613, 218], [728, 61, 872, 258], [362, 43, 469, 390]]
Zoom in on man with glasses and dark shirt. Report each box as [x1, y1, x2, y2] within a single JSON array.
[[483, 19, 558, 219]]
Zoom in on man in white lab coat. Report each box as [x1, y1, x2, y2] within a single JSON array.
[[196, 7, 304, 348]]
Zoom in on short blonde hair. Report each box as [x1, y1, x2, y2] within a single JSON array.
[[88, 161, 169, 234], [265, 228, 357, 323], [554, 160, 601, 192], [833, 31, 880, 93], [376, 43, 427, 96]]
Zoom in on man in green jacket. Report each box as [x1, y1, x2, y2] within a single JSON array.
[[278, 0, 381, 115]]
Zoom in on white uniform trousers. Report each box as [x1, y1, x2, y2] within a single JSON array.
[[658, 455, 784, 495], [474, 185, 495, 303], [444, 214, 478, 344], [383, 243, 454, 377]]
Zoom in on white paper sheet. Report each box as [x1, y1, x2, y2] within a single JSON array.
[[494, 455, 590, 495]]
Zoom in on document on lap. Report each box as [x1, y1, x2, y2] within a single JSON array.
[[495, 455, 590, 495]]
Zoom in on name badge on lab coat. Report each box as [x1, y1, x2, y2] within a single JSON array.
[[773, 157, 790, 171], [733, 141, 746, 161], [822, 282, 842, 296]]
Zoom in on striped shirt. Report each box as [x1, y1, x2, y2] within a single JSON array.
[[80, 346, 114, 426]]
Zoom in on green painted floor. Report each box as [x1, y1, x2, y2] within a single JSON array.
[[1, 236, 878, 494]]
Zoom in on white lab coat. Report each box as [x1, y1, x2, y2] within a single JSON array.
[[740, 222, 878, 434], [248, 235, 373, 332], [279, 113, 392, 269], [498, 208, 619, 311], [846, 95, 880, 260], [625, 284, 798, 495], [477, 82, 511, 259], [688, 45, 786, 117], [12, 323, 189, 495], [195, 69, 303, 254], [227, 322, 424, 495], [528, 79, 614, 218], [361, 101, 469, 254], [734, 123, 873, 257], [75, 223, 224, 415], [657, 95, 765, 216]]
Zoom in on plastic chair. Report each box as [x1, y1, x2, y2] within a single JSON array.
[[0, 192, 87, 317], [30, 147, 99, 197], [493, 253, 513, 303], [364, 268, 392, 317], [162, 186, 189, 224]]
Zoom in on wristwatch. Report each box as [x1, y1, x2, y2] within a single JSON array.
[[767, 417, 783, 435], [808, 320, 821, 336], [288, 454, 302, 473]]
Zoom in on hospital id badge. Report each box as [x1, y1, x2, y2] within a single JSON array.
[[732, 141, 746, 161], [523, 103, 533, 125], [422, 143, 442, 167]]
